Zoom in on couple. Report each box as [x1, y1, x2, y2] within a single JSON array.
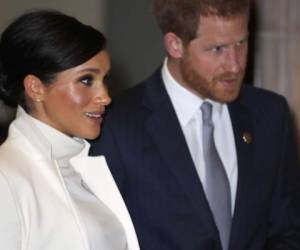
[[1, 0, 300, 249]]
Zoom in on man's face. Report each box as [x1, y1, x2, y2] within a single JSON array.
[[176, 14, 249, 103]]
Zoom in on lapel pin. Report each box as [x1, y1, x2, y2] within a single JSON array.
[[242, 132, 252, 144]]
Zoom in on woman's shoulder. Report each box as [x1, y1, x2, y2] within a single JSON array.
[[0, 133, 24, 249], [0, 168, 22, 248], [0, 124, 43, 182]]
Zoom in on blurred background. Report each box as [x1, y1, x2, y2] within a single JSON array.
[[0, 0, 300, 147]]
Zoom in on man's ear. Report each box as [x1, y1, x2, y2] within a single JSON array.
[[23, 74, 45, 102], [163, 32, 184, 59]]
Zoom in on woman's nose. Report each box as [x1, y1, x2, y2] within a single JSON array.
[[95, 85, 111, 106]]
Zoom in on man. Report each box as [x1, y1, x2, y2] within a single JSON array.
[[90, 0, 300, 249]]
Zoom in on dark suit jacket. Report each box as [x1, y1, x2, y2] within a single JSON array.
[[90, 69, 300, 250]]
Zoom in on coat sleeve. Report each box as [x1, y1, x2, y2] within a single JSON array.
[[0, 171, 22, 249], [266, 99, 300, 249]]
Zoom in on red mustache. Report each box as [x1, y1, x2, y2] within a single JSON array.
[[214, 71, 244, 82]]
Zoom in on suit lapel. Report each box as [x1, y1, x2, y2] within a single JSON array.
[[70, 155, 140, 250], [228, 95, 255, 249], [142, 70, 216, 232]]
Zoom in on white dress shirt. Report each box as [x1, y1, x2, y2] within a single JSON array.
[[162, 58, 238, 213]]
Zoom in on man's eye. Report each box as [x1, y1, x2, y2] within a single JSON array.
[[236, 38, 248, 47], [211, 46, 223, 54], [236, 41, 242, 46], [236, 40, 243, 47]]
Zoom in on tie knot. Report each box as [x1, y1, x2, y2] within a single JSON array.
[[201, 102, 213, 122]]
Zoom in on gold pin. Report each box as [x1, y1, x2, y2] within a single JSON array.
[[242, 132, 252, 144]]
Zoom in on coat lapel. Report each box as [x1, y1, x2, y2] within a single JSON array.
[[228, 94, 255, 250], [142, 70, 216, 233], [70, 154, 140, 250]]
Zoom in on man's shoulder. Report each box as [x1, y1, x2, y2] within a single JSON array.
[[113, 84, 144, 106], [236, 84, 287, 107], [110, 68, 163, 109]]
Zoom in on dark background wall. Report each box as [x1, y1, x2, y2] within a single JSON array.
[[106, 0, 165, 95]]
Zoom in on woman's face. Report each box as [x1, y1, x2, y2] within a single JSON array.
[[31, 50, 111, 139]]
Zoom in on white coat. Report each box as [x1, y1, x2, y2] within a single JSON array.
[[0, 108, 140, 250]]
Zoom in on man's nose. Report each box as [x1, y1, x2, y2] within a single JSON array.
[[224, 47, 242, 74]]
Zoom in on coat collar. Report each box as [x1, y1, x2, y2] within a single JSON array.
[[227, 88, 255, 250], [142, 69, 217, 233], [12, 106, 52, 160], [70, 153, 140, 250]]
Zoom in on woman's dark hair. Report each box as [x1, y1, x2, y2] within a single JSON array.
[[0, 9, 106, 108]]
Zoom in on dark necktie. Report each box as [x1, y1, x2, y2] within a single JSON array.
[[201, 102, 232, 250]]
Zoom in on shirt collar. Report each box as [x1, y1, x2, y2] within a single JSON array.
[[162, 57, 224, 126], [31, 116, 85, 162], [14, 106, 87, 162]]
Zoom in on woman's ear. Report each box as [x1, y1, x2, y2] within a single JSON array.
[[163, 32, 184, 59], [23, 74, 45, 102]]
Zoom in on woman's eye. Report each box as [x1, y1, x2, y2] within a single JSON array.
[[79, 75, 93, 86], [103, 74, 110, 85]]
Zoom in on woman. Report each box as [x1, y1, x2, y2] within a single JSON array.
[[0, 10, 139, 250]]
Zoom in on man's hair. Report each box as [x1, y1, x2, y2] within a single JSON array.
[[153, 0, 251, 43]]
